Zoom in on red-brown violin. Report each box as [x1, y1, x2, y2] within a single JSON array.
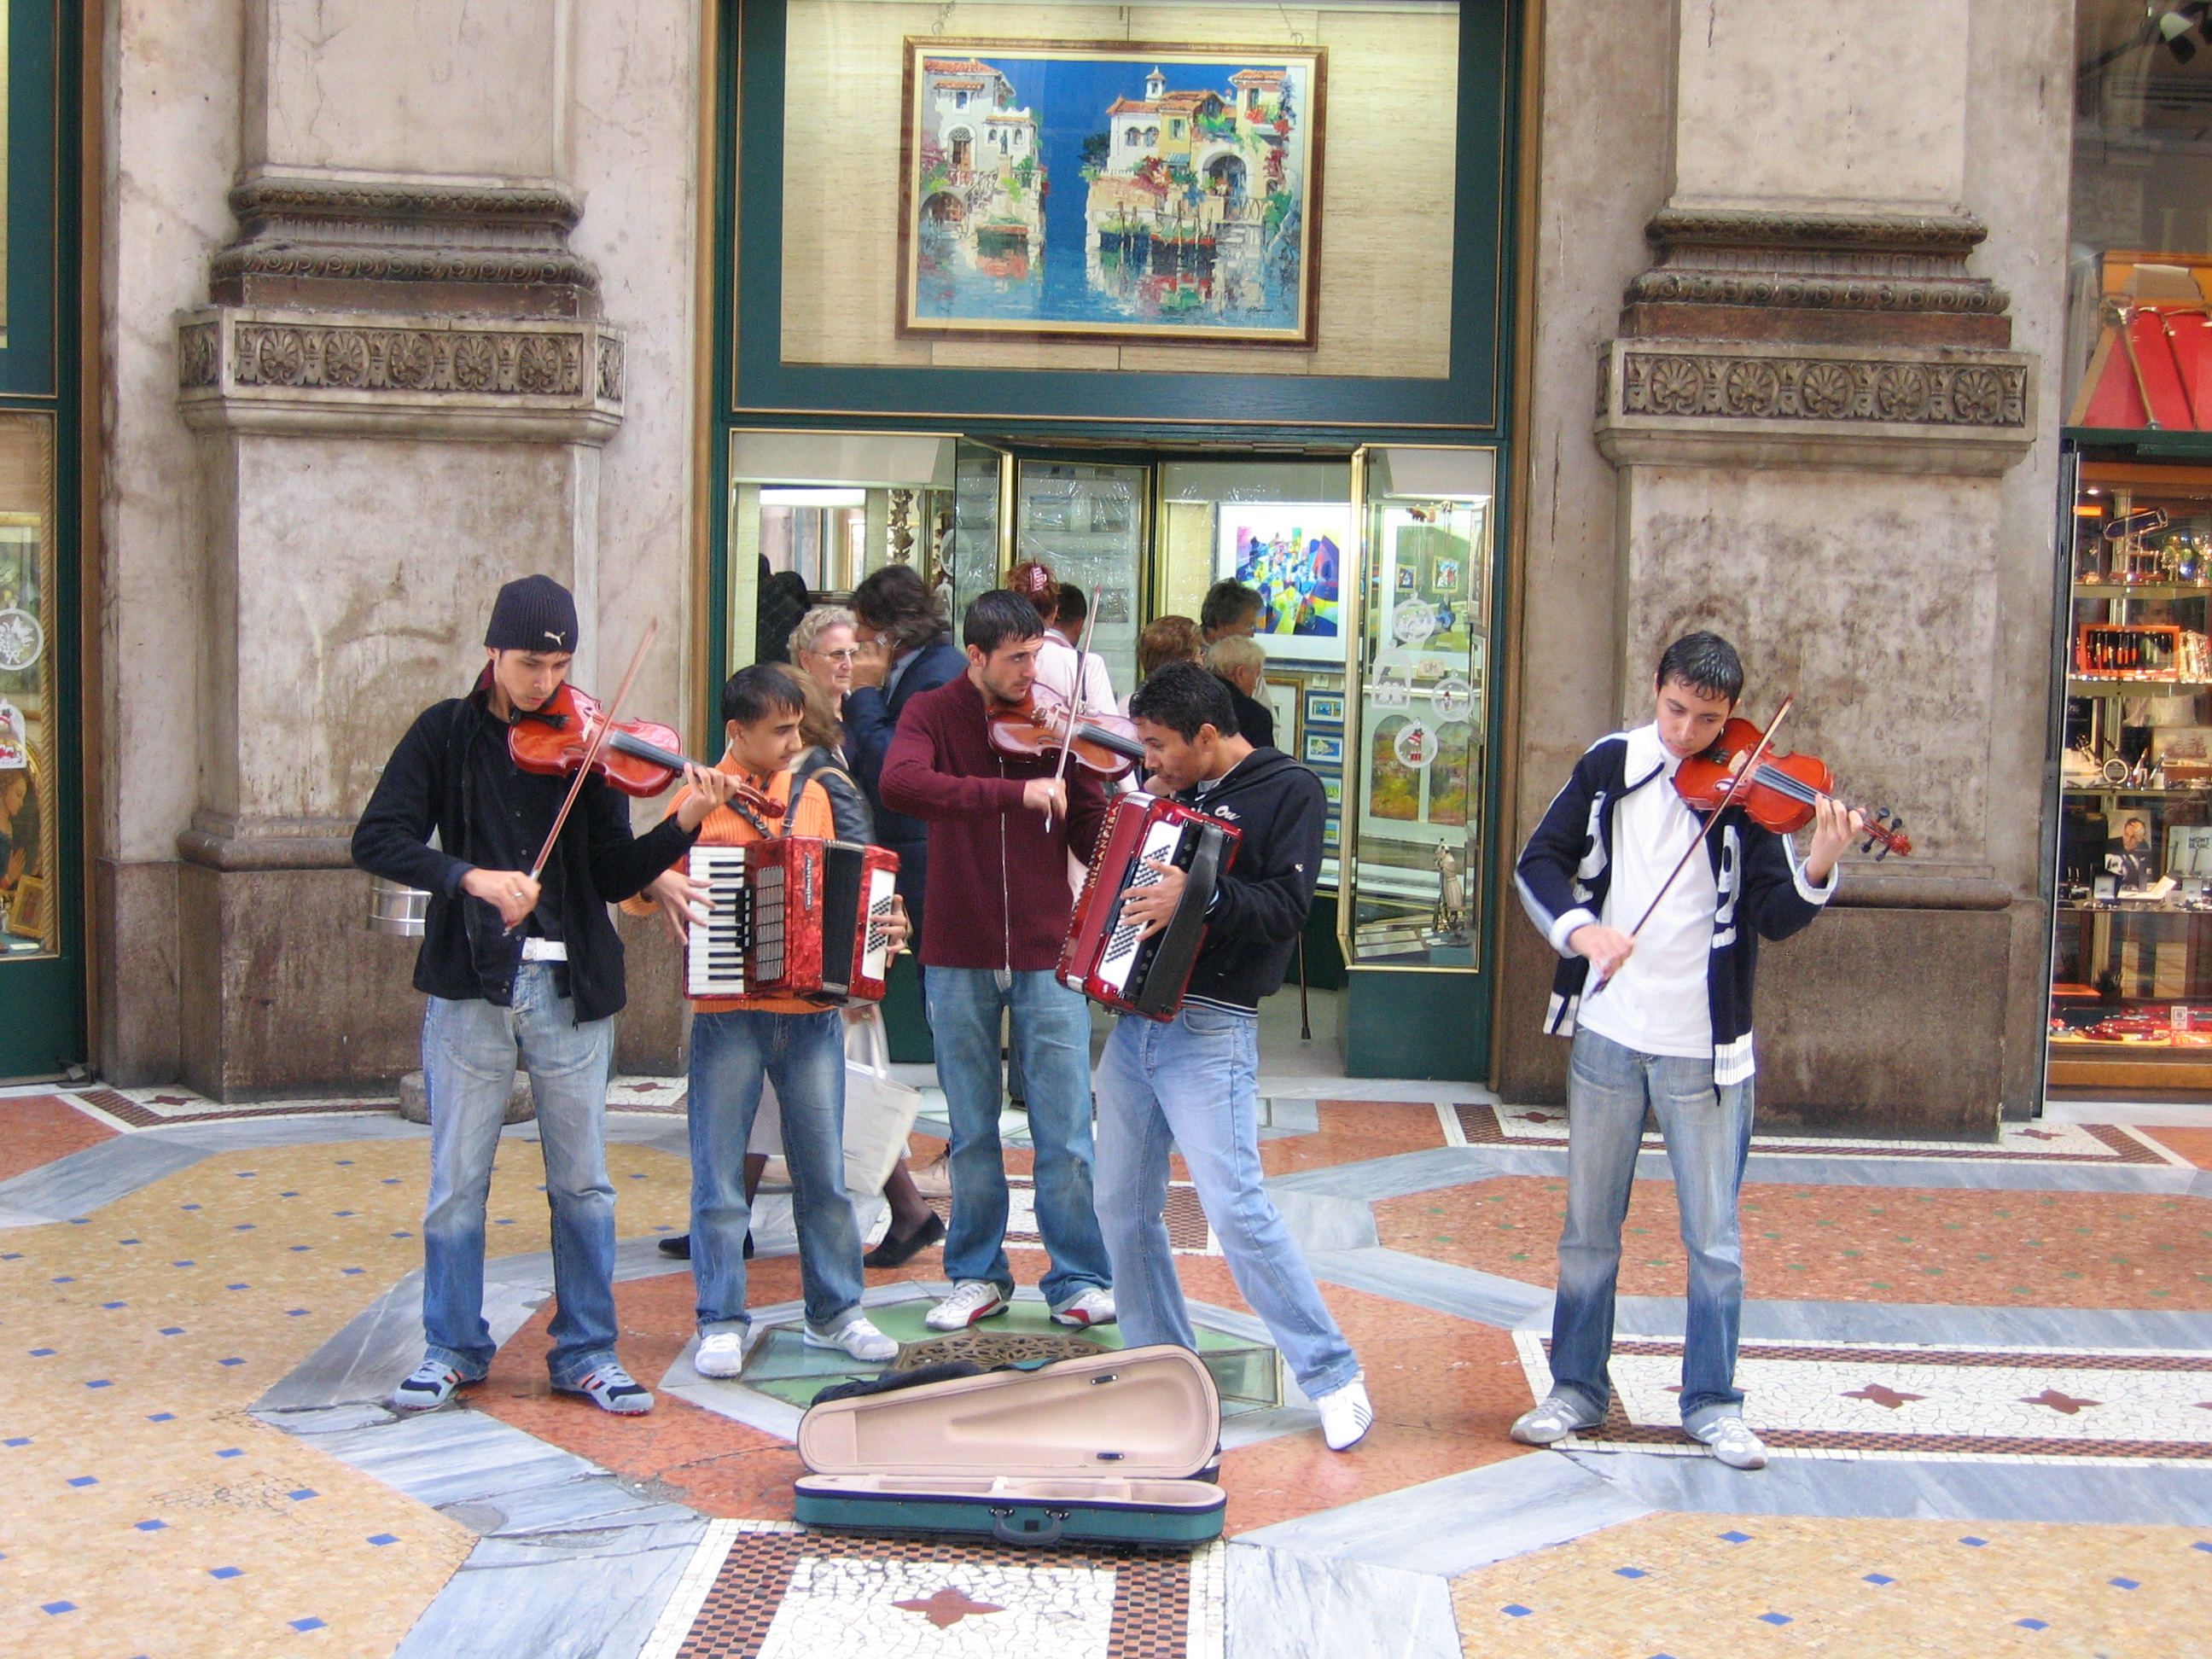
[[509, 682, 783, 818], [987, 681, 1146, 777], [1673, 715, 1911, 859]]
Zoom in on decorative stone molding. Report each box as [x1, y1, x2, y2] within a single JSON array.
[[210, 170, 599, 318], [1621, 207, 2011, 348], [1595, 339, 2036, 474], [175, 307, 625, 444], [176, 812, 358, 873]]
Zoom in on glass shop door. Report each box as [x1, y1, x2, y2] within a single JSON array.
[[1007, 453, 1150, 694], [1338, 444, 1499, 1079], [0, 415, 79, 1077]]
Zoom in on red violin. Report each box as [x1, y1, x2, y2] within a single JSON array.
[[1674, 716, 1911, 859], [987, 682, 1146, 777], [509, 682, 783, 818]]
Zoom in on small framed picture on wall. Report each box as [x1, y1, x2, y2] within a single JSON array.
[[1305, 691, 1345, 726], [1304, 732, 1343, 765]]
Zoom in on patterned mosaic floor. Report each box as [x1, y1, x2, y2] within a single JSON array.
[[3, 1083, 2208, 1657]]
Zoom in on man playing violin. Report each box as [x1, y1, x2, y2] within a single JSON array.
[[352, 574, 737, 1417], [1512, 632, 1860, 1471], [880, 590, 1117, 1334]]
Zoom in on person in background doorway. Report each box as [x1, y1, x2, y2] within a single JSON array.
[[756, 554, 812, 666], [847, 565, 967, 953], [1205, 635, 1276, 750], [1010, 561, 1118, 714], [1200, 579, 1262, 644], [1121, 615, 1204, 715]]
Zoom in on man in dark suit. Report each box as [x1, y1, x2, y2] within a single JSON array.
[[847, 564, 969, 946]]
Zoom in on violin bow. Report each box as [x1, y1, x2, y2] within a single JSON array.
[[517, 618, 660, 918], [1042, 599, 1100, 835], [1583, 693, 1793, 1001]]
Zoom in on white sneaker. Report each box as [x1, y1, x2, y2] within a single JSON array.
[[693, 1330, 748, 1379], [1313, 1375, 1373, 1452], [1051, 1288, 1116, 1329], [925, 1279, 1010, 1331], [805, 1314, 899, 1363], [1510, 1394, 1602, 1446], [1691, 1416, 1768, 1470]]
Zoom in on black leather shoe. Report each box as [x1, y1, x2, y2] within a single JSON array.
[[863, 1211, 945, 1269], [657, 1234, 690, 1259]]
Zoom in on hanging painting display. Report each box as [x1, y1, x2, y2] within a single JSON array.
[[899, 39, 1325, 346], [1213, 502, 1348, 662]]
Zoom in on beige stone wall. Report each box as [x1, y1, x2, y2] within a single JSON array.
[[777, 0, 1458, 379], [1498, 0, 2073, 1124]]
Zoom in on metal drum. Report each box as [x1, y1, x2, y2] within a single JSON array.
[[367, 876, 429, 937]]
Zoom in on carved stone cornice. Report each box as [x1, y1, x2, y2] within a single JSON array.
[[209, 169, 600, 318], [1595, 340, 2036, 475], [175, 307, 625, 445], [1621, 207, 2010, 348]]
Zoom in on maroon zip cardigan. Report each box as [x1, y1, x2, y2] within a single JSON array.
[[878, 672, 1110, 971]]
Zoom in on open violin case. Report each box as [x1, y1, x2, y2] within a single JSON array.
[[792, 1344, 1225, 1550]]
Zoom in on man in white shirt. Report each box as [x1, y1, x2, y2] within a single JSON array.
[[1511, 633, 1859, 1471]]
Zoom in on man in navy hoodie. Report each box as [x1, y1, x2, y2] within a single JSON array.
[[1091, 663, 1372, 1453], [1512, 632, 1859, 1470]]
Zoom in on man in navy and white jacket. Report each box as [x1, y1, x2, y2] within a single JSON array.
[[1511, 632, 1860, 1471]]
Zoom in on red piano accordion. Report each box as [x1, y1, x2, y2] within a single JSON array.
[[684, 837, 900, 1004], [1060, 794, 1240, 1019]]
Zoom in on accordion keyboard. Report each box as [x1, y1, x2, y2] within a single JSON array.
[[1095, 818, 1185, 995], [685, 846, 754, 998]]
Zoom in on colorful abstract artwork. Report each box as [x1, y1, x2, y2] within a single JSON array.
[[1217, 503, 1348, 662], [899, 40, 1324, 345]]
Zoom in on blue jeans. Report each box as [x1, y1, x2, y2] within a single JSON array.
[[689, 1008, 866, 1334], [1550, 1027, 1753, 1430], [1094, 1006, 1359, 1398], [421, 964, 617, 1389], [926, 967, 1111, 1307]]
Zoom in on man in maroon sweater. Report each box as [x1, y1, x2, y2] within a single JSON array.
[[881, 591, 1117, 1332]]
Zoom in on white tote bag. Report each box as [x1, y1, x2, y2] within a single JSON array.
[[840, 1006, 923, 1197]]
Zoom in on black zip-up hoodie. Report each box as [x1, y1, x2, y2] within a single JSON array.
[[350, 687, 698, 1022], [1174, 747, 1325, 1012]]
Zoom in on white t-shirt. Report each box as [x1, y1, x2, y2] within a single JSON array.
[[1036, 632, 1116, 717], [1575, 724, 1716, 1060]]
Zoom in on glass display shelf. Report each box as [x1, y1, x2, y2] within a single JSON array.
[[2075, 583, 2212, 600], [2068, 678, 2212, 697], [2063, 784, 2212, 798]]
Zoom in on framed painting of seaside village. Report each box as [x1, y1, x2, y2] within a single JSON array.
[[896, 40, 1325, 346]]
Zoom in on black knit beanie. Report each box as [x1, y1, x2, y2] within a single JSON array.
[[485, 575, 579, 653]]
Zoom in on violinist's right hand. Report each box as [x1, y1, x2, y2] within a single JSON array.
[[643, 866, 711, 946], [463, 868, 541, 930], [1569, 923, 1634, 981], [1022, 777, 1068, 818]]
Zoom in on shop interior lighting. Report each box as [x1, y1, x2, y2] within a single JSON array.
[[760, 487, 868, 507]]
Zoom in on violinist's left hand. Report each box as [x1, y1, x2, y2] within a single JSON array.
[[674, 763, 737, 832], [1803, 795, 1864, 885], [1118, 858, 1187, 940]]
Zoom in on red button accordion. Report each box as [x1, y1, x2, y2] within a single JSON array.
[[1059, 794, 1240, 1020], [684, 837, 900, 1004]]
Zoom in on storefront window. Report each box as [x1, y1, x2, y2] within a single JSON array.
[[1343, 445, 1492, 968], [0, 414, 56, 958], [1158, 458, 1351, 884], [726, 428, 958, 666], [1014, 459, 1144, 689], [2068, 3, 2212, 421]]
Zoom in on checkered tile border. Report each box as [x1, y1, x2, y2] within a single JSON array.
[[675, 1530, 1195, 1658]]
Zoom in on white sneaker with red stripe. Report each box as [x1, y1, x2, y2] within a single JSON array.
[[924, 1279, 1010, 1331]]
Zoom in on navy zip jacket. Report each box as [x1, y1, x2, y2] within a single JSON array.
[[1174, 747, 1324, 1012], [351, 686, 697, 1022], [1513, 725, 1836, 1085], [846, 633, 967, 864]]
